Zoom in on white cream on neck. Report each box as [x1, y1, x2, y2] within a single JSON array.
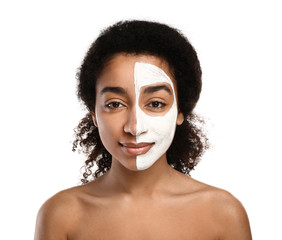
[[134, 62, 178, 170]]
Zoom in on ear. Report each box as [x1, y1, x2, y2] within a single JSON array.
[[176, 112, 184, 125], [91, 111, 98, 127]]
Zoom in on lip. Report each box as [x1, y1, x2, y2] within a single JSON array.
[[119, 142, 154, 156]]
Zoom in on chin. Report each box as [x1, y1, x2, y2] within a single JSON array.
[[135, 163, 154, 171]]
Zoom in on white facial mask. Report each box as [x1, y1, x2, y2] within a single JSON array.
[[134, 62, 178, 170]]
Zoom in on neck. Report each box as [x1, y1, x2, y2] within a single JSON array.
[[102, 154, 175, 197]]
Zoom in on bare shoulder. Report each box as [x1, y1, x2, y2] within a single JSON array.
[[203, 185, 249, 222], [36, 185, 84, 219], [187, 178, 252, 239], [34, 185, 88, 240], [211, 188, 252, 239]]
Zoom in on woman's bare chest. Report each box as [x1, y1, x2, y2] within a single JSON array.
[[69, 199, 218, 240]]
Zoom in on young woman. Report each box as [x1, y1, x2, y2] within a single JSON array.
[[34, 20, 252, 239]]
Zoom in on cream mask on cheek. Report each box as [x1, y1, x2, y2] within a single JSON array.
[[134, 62, 178, 170]]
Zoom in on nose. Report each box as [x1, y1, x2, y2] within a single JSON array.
[[123, 107, 147, 136]]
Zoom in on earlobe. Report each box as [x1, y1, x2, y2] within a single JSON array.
[[176, 112, 184, 125], [91, 111, 98, 127]]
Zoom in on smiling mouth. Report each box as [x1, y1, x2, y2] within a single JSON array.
[[119, 142, 154, 156]]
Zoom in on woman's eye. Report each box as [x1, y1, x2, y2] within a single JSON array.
[[148, 101, 166, 109], [105, 102, 124, 109]]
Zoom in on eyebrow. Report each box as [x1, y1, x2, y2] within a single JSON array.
[[143, 85, 172, 95], [100, 87, 127, 95]]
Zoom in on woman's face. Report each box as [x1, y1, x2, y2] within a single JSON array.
[[93, 54, 184, 171]]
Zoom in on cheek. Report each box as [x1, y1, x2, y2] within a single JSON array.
[[137, 106, 177, 141], [135, 103, 178, 170], [96, 114, 121, 144]]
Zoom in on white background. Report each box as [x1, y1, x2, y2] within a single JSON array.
[[1, 0, 281, 239]]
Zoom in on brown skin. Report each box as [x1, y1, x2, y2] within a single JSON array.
[[93, 54, 183, 171], [34, 55, 252, 240]]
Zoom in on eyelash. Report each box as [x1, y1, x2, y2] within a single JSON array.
[[104, 101, 166, 111], [147, 101, 166, 109], [105, 101, 124, 109]]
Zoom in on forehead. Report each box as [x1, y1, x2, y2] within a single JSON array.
[[134, 62, 173, 88], [96, 54, 176, 90]]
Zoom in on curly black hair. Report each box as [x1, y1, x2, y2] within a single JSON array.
[[73, 20, 209, 183]]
